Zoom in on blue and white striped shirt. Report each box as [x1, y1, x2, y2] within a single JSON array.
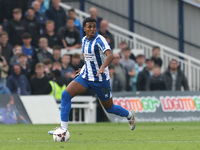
[[80, 32, 111, 82]]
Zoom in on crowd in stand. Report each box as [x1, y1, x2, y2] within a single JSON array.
[[0, 0, 189, 96]]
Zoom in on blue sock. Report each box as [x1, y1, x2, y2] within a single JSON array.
[[60, 91, 72, 122], [106, 105, 129, 117]]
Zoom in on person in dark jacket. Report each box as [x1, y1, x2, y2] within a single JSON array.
[[163, 59, 189, 91], [98, 19, 114, 49], [30, 63, 49, 95], [32, 1, 47, 34], [6, 64, 31, 95], [136, 57, 154, 91], [109, 64, 124, 92], [151, 46, 163, 67], [45, 0, 67, 32], [22, 7, 40, 47], [146, 65, 166, 91], [89, 7, 102, 30], [6, 8, 26, 46], [0, 32, 13, 64], [40, 20, 62, 48], [0, 0, 18, 26], [58, 17, 81, 51]]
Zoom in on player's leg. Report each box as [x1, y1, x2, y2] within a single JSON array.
[[60, 76, 88, 129], [93, 80, 136, 130], [100, 97, 131, 118], [100, 97, 136, 130]]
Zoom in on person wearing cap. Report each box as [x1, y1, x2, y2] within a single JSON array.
[[136, 57, 154, 91]]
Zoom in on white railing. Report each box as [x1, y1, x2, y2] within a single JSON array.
[[183, 0, 200, 8], [60, 2, 200, 91], [57, 96, 97, 123]]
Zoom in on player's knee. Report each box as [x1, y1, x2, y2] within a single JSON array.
[[62, 90, 72, 99], [105, 105, 115, 113]]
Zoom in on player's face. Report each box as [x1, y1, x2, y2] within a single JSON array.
[[84, 22, 96, 39]]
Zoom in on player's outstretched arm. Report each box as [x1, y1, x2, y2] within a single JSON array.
[[96, 50, 113, 76]]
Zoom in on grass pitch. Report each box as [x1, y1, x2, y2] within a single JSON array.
[[0, 122, 200, 150]]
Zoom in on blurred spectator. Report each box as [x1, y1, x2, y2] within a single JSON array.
[[30, 62, 49, 94], [68, 8, 84, 38], [98, 19, 114, 49], [10, 45, 22, 65], [43, 68, 68, 101], [120, 47, 136, 91], [21, 33, 34, 59], [0, 32, 13, 64], [41, 20, 62, 48], [0, 24, 3, 35], [18, 53, 32, 80], [59, 17, 81, 51], [132, 54, 146, 91], [45, 0, 67, 32], [22, 7, 40, 47], [52, 61, 62, 71], [32, 0, 47, 34], [6, 8, 25, 46], [7, 64, 31, 95], [151, 46, 162, 67], [163, 59, 189, 91], [17, 0, 29, 16], [0, 70, 11, 94], [61, 54, 75, 83], [37, 37, 52, 62], [0, 0, 20, 29], [112, 53, 126, 89], [43, 58, 52, 78], [109, 64, 124, 92], [104, 35, 113, 50], [70, 53, 84, 71], [90, 7, 102, 30], [137, 57, 154, 91], [146, 65, 166, 91], [35, 0, 51, 15], [51, 45, 61, 63], [118, 41, 136, 61], [0, 45, 9, 86]]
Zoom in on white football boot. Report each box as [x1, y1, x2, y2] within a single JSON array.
[[128, 109, 136, 130]]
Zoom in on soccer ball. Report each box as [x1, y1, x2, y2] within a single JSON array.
[[53, 128, 70, 142]]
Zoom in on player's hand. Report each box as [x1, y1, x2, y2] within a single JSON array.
[[96, 67, 105, 76]]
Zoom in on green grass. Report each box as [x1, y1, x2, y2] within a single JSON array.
[[0, 122, 200, 150]]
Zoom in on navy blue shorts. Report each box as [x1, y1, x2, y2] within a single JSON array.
[[74, 75, 112, 101]]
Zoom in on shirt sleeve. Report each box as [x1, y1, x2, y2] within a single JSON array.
[[97, 35, 111, 53]]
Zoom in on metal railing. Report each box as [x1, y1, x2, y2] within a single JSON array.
[[60, 2, 200, 91]]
